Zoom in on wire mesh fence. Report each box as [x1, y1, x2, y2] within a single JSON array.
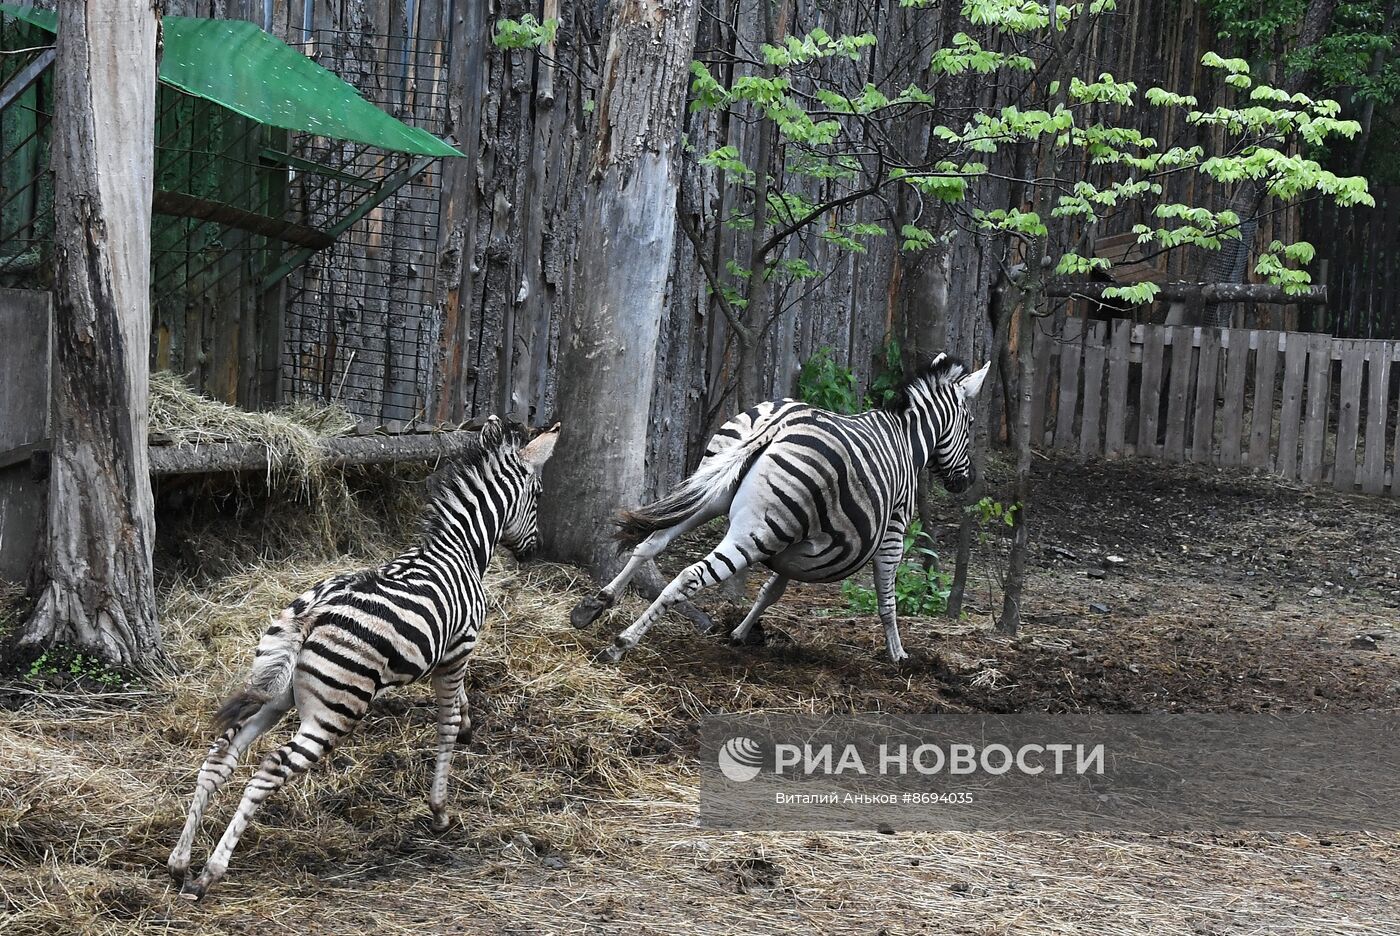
[[0, 14, 447, 423], [280, 29, 448, 425]]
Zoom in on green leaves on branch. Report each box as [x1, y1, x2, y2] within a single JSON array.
[[491, 15, 557, 50], [1132, 205, 1243, 252], [762, 28, 876, 67], [1101, 282, 1161, 305], [975, 207, 1048, 237], [1255, 240, 1316, 295], [681, 0, 1373, 332], [1198, 149, 1373, 205], [930, 32, 1034, 75], [1054, 252, 1113, 275], [700, 145, 754, 181]]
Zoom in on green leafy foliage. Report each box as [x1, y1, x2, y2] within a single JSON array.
[[842, 521, 953, 616], [865, 339, 904, 410], [23, 646, 129, 688], [797, 347, 860, 414], [967, 496, 1020, 528], [670, 0, 1376, 400], [492, 15, 557, 50]]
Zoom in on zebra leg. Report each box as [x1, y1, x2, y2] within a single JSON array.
[[428, 665, 468, 832], [595, 534, 758, 663], [729, 573, 789, 645], [455, 680, 474, 745], [873, 534, 909, 663], [571, 508, 721, 629], [167, 694, 291, 883], [181, 697, 359, 901]]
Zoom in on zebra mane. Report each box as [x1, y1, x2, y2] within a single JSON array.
[[422, 422, 525, 535], [880, 353, 969, 413]]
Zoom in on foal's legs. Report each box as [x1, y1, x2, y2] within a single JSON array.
[[167, 694, 291, 882], [428, 664, 469, 831], [181, 690, 366, 900], [570, 504, 724, 629]]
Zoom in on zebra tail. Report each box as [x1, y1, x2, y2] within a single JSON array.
[[615, 440, 754, 552], [213, 610, 306, 732]]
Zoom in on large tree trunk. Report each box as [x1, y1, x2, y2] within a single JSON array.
[[17, 2, 162, 669], [540, 0, 701, 578]]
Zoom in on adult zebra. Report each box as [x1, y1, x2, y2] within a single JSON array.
[[573, 353, 988, 664], [167, 417, 558, 900]]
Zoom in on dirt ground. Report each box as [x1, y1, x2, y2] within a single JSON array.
[[1, 453, 1398, 935]]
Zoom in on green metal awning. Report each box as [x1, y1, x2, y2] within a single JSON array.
[[0, 4, 462, 158]]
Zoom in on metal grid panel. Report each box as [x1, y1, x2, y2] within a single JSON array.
[[0, 16, 52, 290], [280, 29, 447, 424]]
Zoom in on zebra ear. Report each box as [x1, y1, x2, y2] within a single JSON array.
[[480, 415, 505, 450], [957, 362, 990, 401], [519, 422, 561, 471]]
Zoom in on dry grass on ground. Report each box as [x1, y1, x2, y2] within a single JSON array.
[[2, 454, 1399, 935]]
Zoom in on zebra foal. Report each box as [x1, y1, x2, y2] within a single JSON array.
[[167, 417, 559, 900], [573, 353, 988, 664]]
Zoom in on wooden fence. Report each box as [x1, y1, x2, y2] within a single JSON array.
[[1031, 317, 1400, 496]]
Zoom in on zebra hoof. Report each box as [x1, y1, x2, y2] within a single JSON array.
[[570, 595, 610, 629], [180, 876, 211, 902], [730, 622, 765, 647], [166, 858, 188, 885], [430, 811, 451, 833], [591, 643, 625, 665]]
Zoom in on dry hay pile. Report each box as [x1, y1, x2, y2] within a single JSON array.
[[149, 372, 371, 554], [0, 517, 708, 934], [148, 371, 358, 491]]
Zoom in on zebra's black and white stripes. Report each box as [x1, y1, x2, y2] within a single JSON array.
[[573, 353, 988, 663], [167, 417, 559, 900]]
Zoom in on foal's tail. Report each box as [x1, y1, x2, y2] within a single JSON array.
[[615, 441, 756, 552], [212, 609, 306, 732]]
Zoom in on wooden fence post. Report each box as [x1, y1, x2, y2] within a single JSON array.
[[1164, 325, 1193, 461], [1054, 315, 1083, 449], [1138, 325, 1166, 458], [1079, 321, 1107, 456], [1333, 339, 1365, 491], [1191, 327, 1220, 462], [1105, 318, 1132, 457], [1300, 333, 1333, 484], [1277, 332, 1308, 479], [1247, 330, 1278, 469], [1361, 340, 1391, 495]]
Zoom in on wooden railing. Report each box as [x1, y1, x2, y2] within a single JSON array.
[[1030, 317, 1400, 495]]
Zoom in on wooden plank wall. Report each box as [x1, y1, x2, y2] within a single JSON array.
[[147, 0, 1298, 497], [1033, 318, 1400, 496], [1304, 186, 1400, 340]]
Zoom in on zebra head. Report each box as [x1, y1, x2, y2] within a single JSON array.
[[885, 354, 990, 494], [494, 419, 560, 559]]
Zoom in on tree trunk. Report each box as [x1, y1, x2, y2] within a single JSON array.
[[540, 0, 701, 578], [948, 272, 1015, 618], [998, 252, 1041, 637], [17, 1, 162, 669]]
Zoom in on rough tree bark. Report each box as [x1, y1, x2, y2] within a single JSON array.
[[540, 0, 701, 579], [17, 1, 163, 669]]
